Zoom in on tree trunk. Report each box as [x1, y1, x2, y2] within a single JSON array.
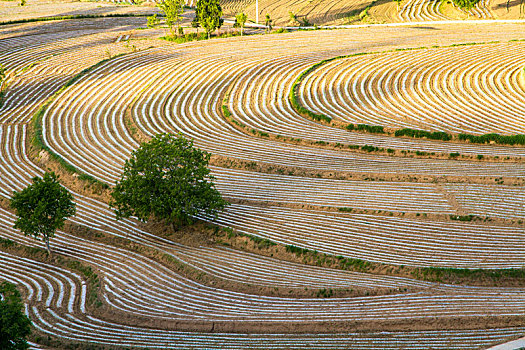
[[44, 236, 52, 256]]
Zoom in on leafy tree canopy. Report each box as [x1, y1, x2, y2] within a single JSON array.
[[0, 281, 32, 350], [196, 0, 223, 39], [234, 12, 247, 36], [265, 13, 272, 33], [158, 0, 185, 36], [110, 133, 227, 229], [453, 0, 478, 10], [10, 172, 76, 255], [0, 64, 6, 88]]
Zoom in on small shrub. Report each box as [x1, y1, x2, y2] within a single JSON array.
[[459, 132, 525, 146], [316, 288, 334, 298], [286, 244, 309, 255], [356, 124, 384, 134], [0, 237, 14, 248], [395, 128, 452, 141], [147, 14, 160, 28], [338, 207, 353, 212], [450, 214, 475, 221], [361, 145, 382, 152]]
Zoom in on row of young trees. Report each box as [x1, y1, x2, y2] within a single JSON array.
[[156, 0, 224, 39], [155, 0, 273, 39]]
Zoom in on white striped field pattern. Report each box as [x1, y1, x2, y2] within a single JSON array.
[[2, 18, 525, 349], [398, 0, 491, 22], [299, 43, 525, 135]]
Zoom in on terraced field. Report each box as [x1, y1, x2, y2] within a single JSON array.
[[2, 2, 525, 349], [0, 0, 158, 23], [221, 0, 373, 25], [220, 0, 500, 24]]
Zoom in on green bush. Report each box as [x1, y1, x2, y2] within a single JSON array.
[[361, 145, 382, 152], [395, 128, 452, 141], [345, 123, 384, 134], [285, 244, 310, 255], [458, 132, 525, 146], [450, 214, 475, 221], [162, 32, 207, 43], [147, 14, 160, 28], [452, 0, 480, 10], [356, 124, 384, 134], [0, 237, 14, 248], [316, 288, 334, 298], [338, 207, 353, 212]]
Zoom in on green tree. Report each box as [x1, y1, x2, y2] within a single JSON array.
[[0, 64, 6, 89], [110, 133, 227, 230], [196, 0, 223, 39], [10, 172, 76, 255], [393, 0, 402, 10], [0, 282, 32, 350], [158, 0, 185, 37], [191, 16, 200, 33], [289, 11, 297, 25], [147, 14, 160, 28], [264, 13, 272, 33], [234, 12, 247, 36]]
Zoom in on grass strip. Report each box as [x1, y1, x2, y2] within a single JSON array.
[[215, 227, 525, 286]]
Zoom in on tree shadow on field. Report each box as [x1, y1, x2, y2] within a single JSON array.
[[408, 26, 437, 29], [494, 0, 521, 8]]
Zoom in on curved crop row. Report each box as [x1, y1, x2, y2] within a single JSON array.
[[3, 18, 525, 348], [298, 42, 525, 137], [212, 203, 525, 268]]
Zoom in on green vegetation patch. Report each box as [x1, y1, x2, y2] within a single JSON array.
[[395, 128, 451, 141]]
